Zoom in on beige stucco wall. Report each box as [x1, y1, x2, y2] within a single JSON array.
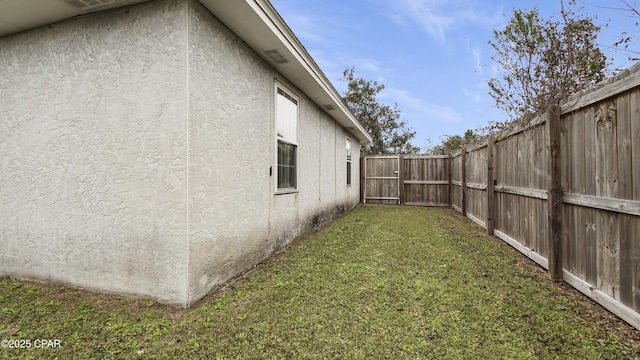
[[0, 0, 190, 304], [0, 0, 362, 306], [186, 1, 361, 303]]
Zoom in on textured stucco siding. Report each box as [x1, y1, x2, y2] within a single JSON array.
[[0, 0, 362, 306], [187, 1, 274, 302], [0, 0, 190, 304], [186, 1, 360, 303]]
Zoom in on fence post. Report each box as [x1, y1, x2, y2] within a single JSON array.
[[461, 148, 467, 217], [448, 153, 453, 206], [398, 155, 404, 205], [547, 101, 563, 281], [486, 135, 496, 236], [360, 157, 365, 203]]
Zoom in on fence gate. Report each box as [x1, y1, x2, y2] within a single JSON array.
[[363, 156, 400, 204], [402, 155, 451, 206], [363, 155, 451, 206]]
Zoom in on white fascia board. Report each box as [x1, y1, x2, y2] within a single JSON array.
[[204, 0, 371, 143], [253, 0, 372, 143]]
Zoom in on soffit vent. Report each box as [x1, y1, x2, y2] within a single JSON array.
[[323, 104, 335, 111], [264, 49, 289, 64]]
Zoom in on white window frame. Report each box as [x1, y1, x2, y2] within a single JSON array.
[[274, 82, 299, 194], [346, 138, 352, 186]]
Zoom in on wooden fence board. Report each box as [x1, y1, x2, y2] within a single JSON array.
[[563, 204, 574, 275], [562, 112, 574, 275], [526, 132, 536, 250], [584, 105, 597, 196], [503, 138, 513, 238], [487, 135, 495, 235], [441, 159, 451, 205], [618, 93, 632, 201], [518, 135, 526, 247], [597, 211, 620, 300], [524, 195, 533, 249], [570, 111, 586, 278], [631, 216, 640, 311], [596, 100, 619, 198], [497, 193, 505, 236], [574, 204, 586, 279], [620, 213, 633, 307], [531, 130, 541, 250], [575, 112, 587, 194], [535, 123, 544, 189], [513, 136, 522, 248], [536, 198, 547, 256], [632, 90, 640, 201], [462, 149, 467, 216], [585, 207, 598, 286], [560, 116, 568, 194], [452, 154, 462, 210], [536, 124, 547, 189], [495, 139, 504, 236]]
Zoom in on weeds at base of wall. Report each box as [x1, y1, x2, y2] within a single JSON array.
[[191, 202, 356, 309]]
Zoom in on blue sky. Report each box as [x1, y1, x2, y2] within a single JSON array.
[[270, 0, 639, 150]]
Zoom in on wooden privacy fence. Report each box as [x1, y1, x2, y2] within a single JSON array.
[[362, 155, 450, 206], [450, 65, 640, 331], [363, 64, 640, 330]]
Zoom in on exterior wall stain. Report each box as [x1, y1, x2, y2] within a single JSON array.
[[0, 0, 363, 307], [0, 0, 190, 304]]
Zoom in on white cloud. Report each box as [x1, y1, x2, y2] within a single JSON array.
[[457, 5, 505, 28], [384, 87, 462, 123], [357, 58, 382, 73], [385, 0, 503, 44], [389, 0, 452, 43], [463, 89, 482, 103]]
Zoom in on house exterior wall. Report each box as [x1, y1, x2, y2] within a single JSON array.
[[0, 0, 362, 306], [0, 0, 190, 304], [187, 1, 361, 303]]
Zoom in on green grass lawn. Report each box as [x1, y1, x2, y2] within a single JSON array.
[[1, 205, 639, 359]]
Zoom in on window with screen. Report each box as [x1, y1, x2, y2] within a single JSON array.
[[346, 138, 352, 185], [275, 85, 298, 191]]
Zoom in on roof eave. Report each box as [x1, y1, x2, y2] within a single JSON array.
[[200, 0, 372, 143], [0, 0, 373, 143]]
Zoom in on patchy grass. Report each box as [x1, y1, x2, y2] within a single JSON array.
[[1, 205, 639, 359]]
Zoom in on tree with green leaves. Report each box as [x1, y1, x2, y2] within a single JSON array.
[[432, 130, 478, 154], [341, 68, 419, 155], [488, 1, 608, 123]]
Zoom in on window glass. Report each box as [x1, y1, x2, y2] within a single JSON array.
[[346, 138, 352, 185], [276, 85, 298, 191], [278, 141, 296, 189]]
